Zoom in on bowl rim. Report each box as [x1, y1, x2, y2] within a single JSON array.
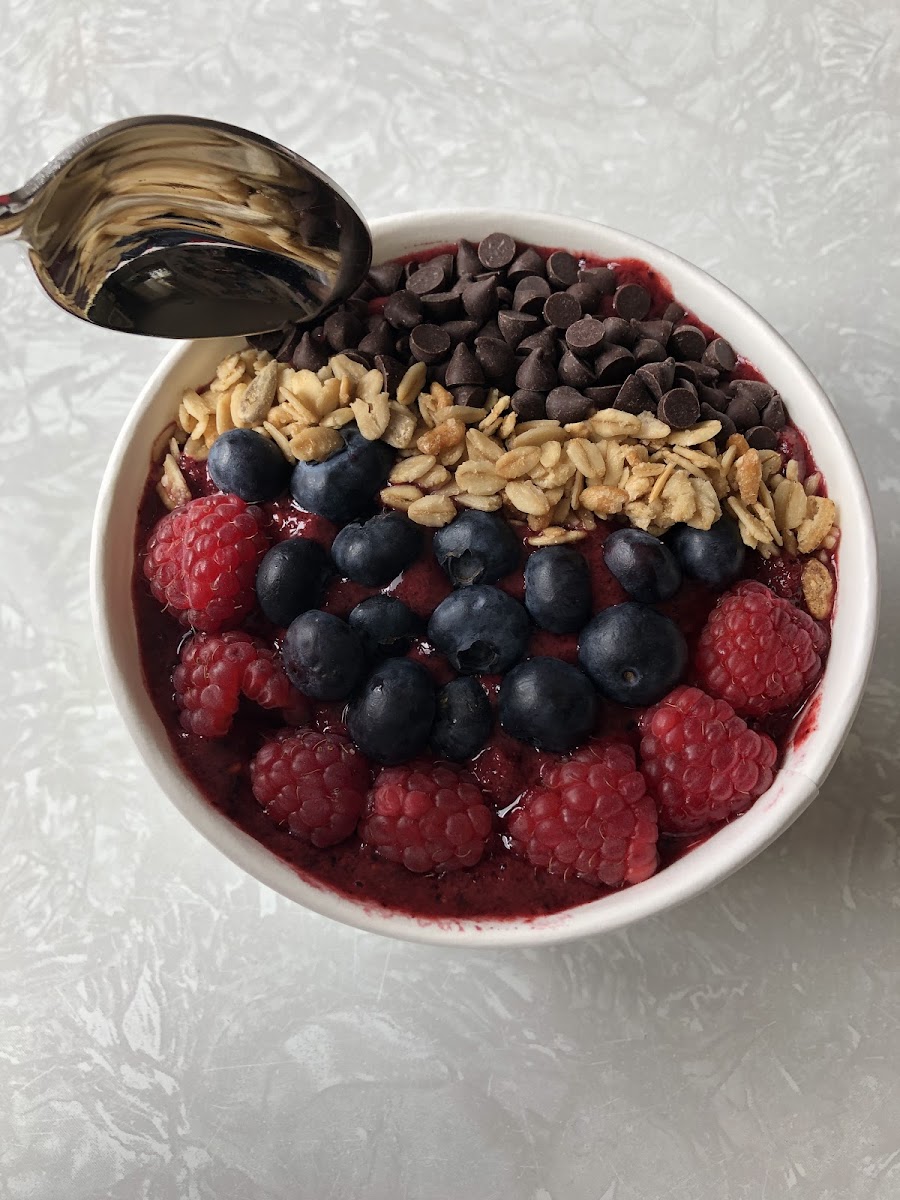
[[91, 208, 879, 947]]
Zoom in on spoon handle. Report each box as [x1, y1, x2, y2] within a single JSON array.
[[0, 193, 27, 240]]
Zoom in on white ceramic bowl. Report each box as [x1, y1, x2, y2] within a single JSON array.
[[91, 210, 878, 947]]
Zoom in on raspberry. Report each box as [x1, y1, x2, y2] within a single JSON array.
[[696, 580, 827, 717], [143, 494, 269, 632], [360, 760, 493, 873], [173, 631, 303, 737], [251, 729, 371, 848], [472, 731, 550, 809], [639, 686, 777, 834], [507, 739, 658, 888]]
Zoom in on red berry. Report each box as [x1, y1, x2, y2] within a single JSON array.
[[143, 493, 269, 632], [173, 631, 303, 738], [639, 685, 777, 834], [696, 580, 827, 717], [251, 729, 371, 848], [361, 760, 493, 873], [507, 739, 658, 887], [471, 731, 544, 809]]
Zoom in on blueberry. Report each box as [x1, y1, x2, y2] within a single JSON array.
[[281, 610, 365, 700], [499, 658, 597, 753], [207, 428, 292, 502], [427, 585, 529, 674], [256, 538, 330, 627], [667, 517, 745, 588], [431, 677, 493, 761], [524, 546, 592, 633], [348, 595, 421, 658], [433, 510, 521, 586], [578, 602, 687, 706], [290, 424, 394, 523], [331, 511, 422, 586], [346, 658, 436, 765], [603, 527, 681, 603]]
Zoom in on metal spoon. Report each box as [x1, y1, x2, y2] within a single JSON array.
[[0, 115, 372, 338]]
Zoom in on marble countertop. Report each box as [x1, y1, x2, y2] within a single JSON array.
[[2, 1, 898, 1196]]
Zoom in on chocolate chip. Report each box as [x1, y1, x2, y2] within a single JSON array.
[[761, 396, 787, 431], [342, 350, 371, 369], [462, 276, 499, 322], [669, 324, 707, 361], [614, 283, 651, 320], [475, 336, 517, 380], [636, 319, 674, 345], [636, 357, 676, 399], [346, 297, 370, 321], [726, 395, 760, 431], [477, 320, 503, 342], [594, 345, 635, 385], [456, 239, 482, 276], [367, 262, 403, 295], [357, 323, 397, 358], [497, 286, 513, 307], [565, 317, 605, 355], [513, 275, 552, 314], [478, 232, 517, 270], [579, 266, 616, 295], [701, 402, 736, 448], [375, 354, 405, 396], [583, 385, 621, 406], [406, 261, 446, 297], [546, 386, 591, 424], [291, 331, 328, 372], [432, 252, 456, 282], [634, 338, 667, 366], [498, 309, 540, 348], [276, 329, 301, 363], [746, 425, 779, 451], [558, 349, 596, 389], [566, 281, 602, 312], [442, 319, 480, 346], [511, 390, 547, 420], [409, 323, 452, 365], [663, 301, 685, 323], [702, 337, 737, 372], [658, 388, 700, 429], [444, 342, 484, 388], [383, 290, 423, 330], [602, 317, 633, 347], [698, 384, 728, 411], [543, 291, 582, 330], [729, 379, 775, 405], [247, 329, 286, 354], [394, 334, 410, 358], [507, 247, 546, 284], [546, 251, 579, 288], [419, 292, 461, 322], [324, 309, 363, 352], [614, 374, 653, 415], [518, 327, 559, 356], [516, 348, 558, 392], [452, 385, 486, 408], [351, 280, 376, 303], [448, 272, 474, 298], [676, 360, 720, 387], [403, 261, 418, 282]]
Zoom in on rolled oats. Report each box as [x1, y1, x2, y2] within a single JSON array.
[[382, 403, 418, 449], [802, 558, 834, 619], [232, 359, 278, 427], [380, 484, 423, 511], [505, 479, 551, 516], [456, 459, 510, 496], [351, 393, 391, 441], [290, 425, 342, 462], [495, 446, 542, 479], [418, 418, 465, 456], [407, 494, 457, 527], [581, 484, 627, 516], [389, 454, 436, 484], [457, 492, 503, 512], [797, 496, 837, 553], [466, 428, 503, 462], [158, 453, 192, 510], [396, 361, 428, 406]]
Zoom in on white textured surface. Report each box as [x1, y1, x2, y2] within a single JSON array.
[[1, 1, 898, 1196]]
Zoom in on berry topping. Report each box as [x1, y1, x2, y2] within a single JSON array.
[[281, 610, 365, 700], [290, 424, 394, 523], [471, 731, 547, 808], [173, 631, 300, 737], [143, 493, 268, 632], [250, 729, 371, 847], [360, 759, 493, 873], [348, 595, 421, 658], [431, 677, 493, 761], [346, 658, 436, 765], [427, 585, 529, 674], [695, 580, 827, 717], [667, 517, 745, 589], [255, 537, 330, 627], [433, 509, 521, 587], [578, 602, 687, 706], [330, 511, 422, 586], [602, 527, 681, 603], [508, 739, 658, 887], [639, 685, 778, 833], [524, 545, 592, 633], [499, 657, 597, 753], [207, 428, 292, 502]]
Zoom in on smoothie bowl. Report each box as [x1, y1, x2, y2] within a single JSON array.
[[91, 211, 877, 946]]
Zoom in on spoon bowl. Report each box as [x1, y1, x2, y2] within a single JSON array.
[[0, 115, 372, 338]]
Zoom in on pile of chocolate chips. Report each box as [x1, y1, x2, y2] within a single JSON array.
[[249, 234, 788, 451]]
